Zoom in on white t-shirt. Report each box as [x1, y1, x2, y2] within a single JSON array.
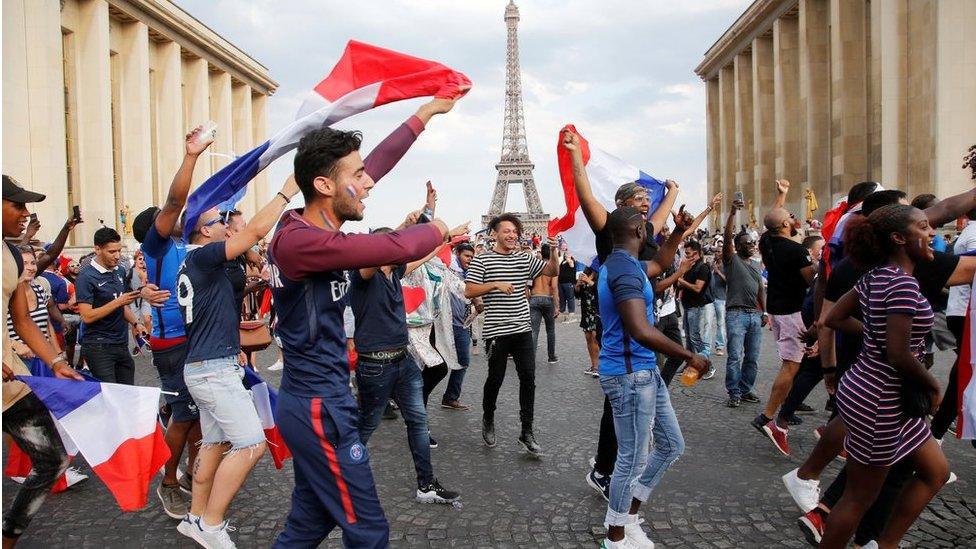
[[947, 222, 976, 316]]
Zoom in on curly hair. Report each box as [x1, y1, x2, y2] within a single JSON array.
[[294, 128, 363, 202], [843, 204, 917, 269], [488, 213, 524, 236], [964, 144, 976, 180]]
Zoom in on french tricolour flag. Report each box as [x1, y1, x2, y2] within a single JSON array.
[[16, 376, 170, 511], [547, 125, 666, 264], [959, 275, 976, 440], [243, 366, 291, 469], [184, 40, 471, 239]]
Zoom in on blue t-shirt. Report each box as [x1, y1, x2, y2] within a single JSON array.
[[177, 242, 240, 362], [597, 249, 657, 375], [40, 271, 69, 333], [349, 265, 410, 353], [141, 225, 187, 339], [75, 261, 129, 344]]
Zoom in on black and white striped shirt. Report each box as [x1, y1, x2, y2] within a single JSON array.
[[6, 280, 51, 342], [466, 250, 545, 339]]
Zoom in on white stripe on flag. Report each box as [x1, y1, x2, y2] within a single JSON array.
[[250, 382, 275, 430], [57, 385, 161, 465]]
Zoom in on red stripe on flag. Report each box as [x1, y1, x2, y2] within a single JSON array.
[[959, 304, 973, 438], [264, 427, 292, 470], [311, 398, 357, 524], [548, 124, 592, 238], [90, 426, 170, 511], [4, 442, 70, 494]]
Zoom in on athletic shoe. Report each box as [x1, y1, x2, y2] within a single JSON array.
[[782, 468, 820, 512], [761, 421, 791, 456], [441, 399, 470, 411], [194, 520, 238, 549], [266, 360, 283, 372], [416, 478, 460, 504], [726, 396, 741, 408], [701, 367, 716, 380], [785, 414, 803, 426], [623, 521, 655, 548], [601, 537, 642, 549], [428, 433, 438, 449], [589, 456, 596, 468], [947, 471, 958, 485], [797, 509, 826, 546], [176, 514, 202, 543], [750, 413, 772, 434], [860, 541, 878, 549], [948, 421, 957, 436], [65, 467, 89, 488], [547, 356, 559, 364], [741, 392, 761, 404], [586, 468, 611, 502], [838, 449, 847, 462], [178, 473, 193, 495], [518, 431, 543, 456], [796, 403, 815, 414], [157, 482, 189, 519], [482, 418, 496, 448]]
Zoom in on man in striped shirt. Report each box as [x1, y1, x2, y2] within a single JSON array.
[[465, 213, 559, 455]]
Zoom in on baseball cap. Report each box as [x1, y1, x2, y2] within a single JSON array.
[[614, 182, 645, 204], [132, 206, 160, 244], [2, 175, 46, 203]]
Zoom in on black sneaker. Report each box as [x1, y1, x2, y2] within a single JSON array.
[[727, 396, 741, 408], [741, 393, 761, 404], [428, 433, 438, 449], [785, 415, 803, 426], [518, 431, 543, 456], [751, 413, 772, 434], [482, 418, 496, 448], [585, 468, 611, 502], [547, 356, 559, 364], [796, 403, 815, 414], [416, 478, 459, 504]]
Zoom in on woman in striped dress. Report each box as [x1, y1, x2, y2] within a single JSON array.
[[5, 248, 59, 357], [822, 204, 948, 549]]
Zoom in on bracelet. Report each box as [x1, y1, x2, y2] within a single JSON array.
[[277, 191, 291, 204], [51, 352, 68, 367]]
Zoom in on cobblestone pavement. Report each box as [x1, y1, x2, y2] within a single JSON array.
[[4, 319, 974, 548]]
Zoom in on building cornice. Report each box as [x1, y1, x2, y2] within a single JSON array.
[[107, 0, 278, 96], [694, 0, 798, 81]]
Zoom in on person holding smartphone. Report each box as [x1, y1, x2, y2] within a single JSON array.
[[75, 227, 147, 384]]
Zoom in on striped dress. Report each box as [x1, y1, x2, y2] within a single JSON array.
[[837, 265, 933, 466]]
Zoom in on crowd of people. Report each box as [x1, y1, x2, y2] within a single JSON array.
[[2, 87, 974, 549]]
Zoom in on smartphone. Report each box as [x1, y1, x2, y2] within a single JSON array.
[[195, 120, 217, 146], [72, 205, 82, 222], [734, 191, 744, 202], [29, 213, 37, 223]]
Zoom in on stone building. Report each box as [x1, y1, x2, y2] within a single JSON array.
[[3, 0, 277, 245], [695, 0, 976, 224]]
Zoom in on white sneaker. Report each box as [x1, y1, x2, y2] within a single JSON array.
[[267, 360, 284, 371], [65, 467, 89, 488], [176, 513, 201, 541], [624, 520, 655, 548], [601, 537, 642, 549], [194, 520, 237, 549], [783, 468, 820, 512], [947, 471, 958, 485]]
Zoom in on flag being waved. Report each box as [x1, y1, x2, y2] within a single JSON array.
[[548, 124, 666, 264], [15, 376, 170, 511], [183, 39, 472, 239]]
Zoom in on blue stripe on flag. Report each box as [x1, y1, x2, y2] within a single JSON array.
[[183, 141, 271, 242], [15, 376, 102, 420], [636, 171, 666, 216]]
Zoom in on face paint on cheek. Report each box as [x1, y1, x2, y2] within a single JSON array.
[[345, 185, 358, 199]]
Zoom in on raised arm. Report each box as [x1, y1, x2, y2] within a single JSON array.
[[648, 181, 680, 237], [923, 188, 976, 228], [772, 179, 789, 210], [155, 126, 211, 239], [682, 193, 722, 239], [722, 199, 741, 263], [363, 96, 461, 183], [561, 128, 608, 233], [224, 176, 300, 260], [36, 216, 82, 272], [646, 206, 695, 278], [405, 223, 470, 277], [541, 238, 560, 277]]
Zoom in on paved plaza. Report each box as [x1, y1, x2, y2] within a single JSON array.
[[4, 320, 974, 548]]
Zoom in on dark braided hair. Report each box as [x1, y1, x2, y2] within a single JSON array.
[[964, 144, 976, 180], [844, 204, 917, 269]]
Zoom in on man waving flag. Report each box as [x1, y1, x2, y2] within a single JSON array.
[[184, 40, 471, 238]]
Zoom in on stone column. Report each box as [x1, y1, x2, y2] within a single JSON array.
[[752, 36, 775, 217], [3, 0, 31, 187], [112, 20, 153, 220], [867, 0, 907, 192], [905, 0, 936, 196], [774, 15, 803, 215], [718, 65, 736, 222], [232, 83, 255, 216], [251, 93, 270, 207], [150, 40, 183, 210], [933, 0, 976, 199], [830, 0, 870, 196], [182, 55, 212, 187], [799, 0, 833, 207], [73, 0, 115, 244], [734, 52, 755, 224], [208, 71, 233, 188]]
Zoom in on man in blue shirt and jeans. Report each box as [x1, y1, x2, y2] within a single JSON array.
[[596, 207, 709, 549]]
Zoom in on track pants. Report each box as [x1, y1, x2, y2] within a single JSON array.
[[273, 389, 389, 549]]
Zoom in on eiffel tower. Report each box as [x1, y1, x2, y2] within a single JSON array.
[[482, 0, 549, 237]]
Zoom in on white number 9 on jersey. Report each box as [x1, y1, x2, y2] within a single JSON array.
[[177, 273, 194, 324]]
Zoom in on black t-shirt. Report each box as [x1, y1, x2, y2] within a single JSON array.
[[558, 261, 577, 284], [680, 261, 712, 309], [596, 220, 658, 264], [825, 253, 959, 370], [225, 257, 247, 318], [760, 235, 812, 315]]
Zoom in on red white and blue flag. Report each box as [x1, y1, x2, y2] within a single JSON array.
[[548, 124, 666, 264], [242, 366, 291, 469], [183, 40, 471, 239], [959, 277, 976, 440], [15, 376, 170, 511]]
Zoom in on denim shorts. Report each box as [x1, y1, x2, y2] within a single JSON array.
[[154, 342, 199, 423], [183, 356, 264, 449]]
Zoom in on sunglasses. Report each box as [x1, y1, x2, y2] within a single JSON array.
[[202, 217, 227, 229]]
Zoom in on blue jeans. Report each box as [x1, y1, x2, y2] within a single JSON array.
[[444, 325, 471, 403], [599, 368, 684, 526], [683, 305, 710, 358], [724, 309, 762, 398], [707, 299, 726, 350], [356, 354, 433, 487], [558, 283, 576, 313]]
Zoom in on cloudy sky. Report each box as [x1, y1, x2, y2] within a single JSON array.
[[178, 0, 751, 232]]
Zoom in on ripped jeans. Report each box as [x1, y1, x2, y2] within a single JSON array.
[[184, 356, 264, 450], [599, 368, 684, 526], [2, 393, 70, 539]]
